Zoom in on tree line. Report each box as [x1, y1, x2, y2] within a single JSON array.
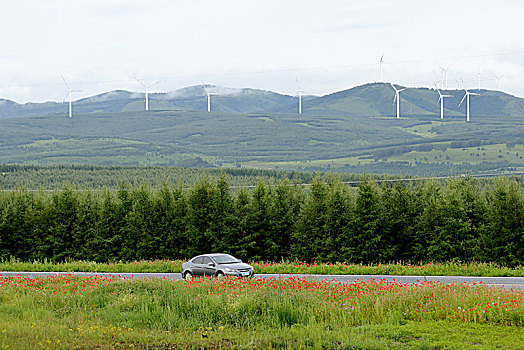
[[0, 176, 523, 265], [0, 164, 368, 190]]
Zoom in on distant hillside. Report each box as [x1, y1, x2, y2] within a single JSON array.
[[0, 85, 297, 118], [1, 83, 523, 119], [1, 82, 523, 176], [285, 83, 524, 118], [0, 104, 523, 176]]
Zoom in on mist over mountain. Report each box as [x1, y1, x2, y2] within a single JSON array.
[[0, 85, 298, 118]]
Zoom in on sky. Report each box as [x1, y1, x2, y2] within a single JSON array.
[[0, 0, 523, 103]]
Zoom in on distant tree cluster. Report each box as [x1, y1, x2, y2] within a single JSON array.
[[0, 164, 368, 190], [0, 176, 523, 265]]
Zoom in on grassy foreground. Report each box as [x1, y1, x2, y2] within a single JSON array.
[[0, 275, 523, 349], [2, 259, 524, 277]]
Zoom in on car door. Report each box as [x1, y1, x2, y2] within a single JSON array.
[[202, 256, 217, 277], [191, 256, 204, 276]]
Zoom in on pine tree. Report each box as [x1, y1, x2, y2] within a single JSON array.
[[347, 178, 383, 263], [292, 177, 328, 262], [324, 179, 353, 262], [268, 180, 302, 261], [482, 177, 524, 265]]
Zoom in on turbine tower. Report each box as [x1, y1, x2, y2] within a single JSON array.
[[494, 74, 504, 90], [380, 53, 384, 82], [458, 87, 479, 122], [291, 77, 303, 114], [390, 83, 406, 119], [440, 66, 449, 89], [62, 76, 82, 118], [135, 78, 161, 111], [202, 82, 217, 112], [436, 88, 453, 120], [456, 76, 463, 90]]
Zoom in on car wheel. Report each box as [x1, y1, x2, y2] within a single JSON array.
[[184, 272, 193, 281], [216, 271, 225, 279]]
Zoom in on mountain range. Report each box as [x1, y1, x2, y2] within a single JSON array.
[[1, 83, 523, 119], [1, 82, 523, 176]]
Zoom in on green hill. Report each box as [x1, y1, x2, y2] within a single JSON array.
[[294, 83, 524, 118], [0, 108, 523, 175], [2, 83, 523, 119], [0, 82, 523, 176]]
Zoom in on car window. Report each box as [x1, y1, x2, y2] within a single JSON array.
[[193, 257, 203, 264], [212, 254, 240, 264], [202, 257, 213, 265]]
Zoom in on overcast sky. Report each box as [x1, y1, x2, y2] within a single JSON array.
[[1, 0, 523, 103]]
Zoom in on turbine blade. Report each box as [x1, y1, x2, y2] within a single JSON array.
[[390, 82, 397, 92], [62, 76, 70, 90], [63, 92, 70, 102], [147, 81, 161, 88], [135, 78, 146, 88], [458, 93, 467, 107]]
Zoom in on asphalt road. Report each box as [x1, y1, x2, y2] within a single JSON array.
[[1, 271, 524, 289]]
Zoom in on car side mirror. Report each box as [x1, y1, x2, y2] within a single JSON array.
[[208, 262, 215, 267], [238, 259, 242, 263]]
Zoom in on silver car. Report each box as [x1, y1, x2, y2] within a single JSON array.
[[181, 253, 254, 280]]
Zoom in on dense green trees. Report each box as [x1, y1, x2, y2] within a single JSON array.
[[0, 176, 523, 264]]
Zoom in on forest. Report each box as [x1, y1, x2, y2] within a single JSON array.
[[0, 175, 523, 265], [0, 164, 370, 189]]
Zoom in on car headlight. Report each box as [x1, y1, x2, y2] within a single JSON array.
[[225, 268, 236, 272]]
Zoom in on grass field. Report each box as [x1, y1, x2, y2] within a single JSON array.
[[390, 143, 524, 165], [2, 260, 524, 277], [242, 142, 524, 171], [0, 274, 523, 349]]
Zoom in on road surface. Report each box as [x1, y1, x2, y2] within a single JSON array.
[[1, 271, 523, 289]]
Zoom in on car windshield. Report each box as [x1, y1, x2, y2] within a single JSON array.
[[212, 254, 240, 264]]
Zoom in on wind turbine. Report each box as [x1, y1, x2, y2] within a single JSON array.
[[436, 87, 453, 120], [477, 65, 482, 91], [291, 77, 303, 114], [202, 82, 217, 112], [440, 66, 449, 89], [380, 53, 384, 82], [494, 74, 504, 90], [62, 76, 82, 118], [135, 78, 161, 111], [455, 76, 463, 90], [390, 83, 406, 119], [458, 86, 479, 122]]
